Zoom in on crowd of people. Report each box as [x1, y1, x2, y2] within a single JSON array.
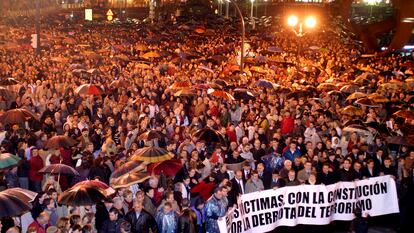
[[0, 8, 413, 233]]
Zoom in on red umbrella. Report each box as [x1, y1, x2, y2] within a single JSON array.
[[207, 89, 235, 101], [75, 84, 102, 95], [169, 81, 192, 90], [147, 159, 183, 176], [45, 135, 78, 149], [39, 164, 79, 176], [74, 179, 115, 196]]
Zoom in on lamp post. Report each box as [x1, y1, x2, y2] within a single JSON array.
[[35, 0, 40, 56], [226, 0, 245, 71], [264, 0, 268, 16], [287, 15, 317, 65], [250, 0, 255, 29]]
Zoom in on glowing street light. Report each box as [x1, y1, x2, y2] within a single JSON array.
[[305, 16, 317, 28], [287, 15, 298, 27], [287, 15, 317, 37]]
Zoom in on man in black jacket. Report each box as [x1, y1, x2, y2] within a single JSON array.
[[317, 163, 336, 185], [257, 163, 272, 189], [177, 199, 196, 233], [125, 200, 158, 233], [99, 208, 122, 233]]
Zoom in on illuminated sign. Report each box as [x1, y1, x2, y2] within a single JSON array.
[[85, 9, 93, 21]]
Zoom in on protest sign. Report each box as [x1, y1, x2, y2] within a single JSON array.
[[218, 175, 399, 233]]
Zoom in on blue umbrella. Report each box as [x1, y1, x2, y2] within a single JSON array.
[[255, 55, 267, 63], [255, 79, 274, 89]]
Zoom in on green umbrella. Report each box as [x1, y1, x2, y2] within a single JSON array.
[[0, 153, 20, 170]]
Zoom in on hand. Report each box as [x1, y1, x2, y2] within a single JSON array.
[[158, 187, 164, 193]]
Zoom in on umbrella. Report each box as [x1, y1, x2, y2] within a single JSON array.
[[130, 146, 174, 163], [192, 127, 226, 144], [267, 46, 283, 53], [138, 130, 162, 141], [379, 83, 399, 91], [0, 188, 37, 217], [114, 54, 130, 62], [327, 90, 345, 99], [50, 57, 69, 63], [367, 93, 389, 103], [355, 98, 381, 107], [147, 159, 183, 176], [317, 83, 337, 91], [340, 105, 364, 116], [346, 92, 366, 101], [110, 160, 145, 179], [255, 79, 274, 89], [141, 51, 160, 59], [169, 81, 192, 90], [193, 84, 210, 90], [74, 179, 115, 196], [207, 89, 235, 101], [174, 89, 197, 97], [233, 88, 255, 101], [0, 153, 20, 170], [286, 90, 310, 100], [392, 110, 414, 120], [45, 135, 78, 149], [0, 87, 15, 100], [39, 164, 79, 176], [58, 185, 109, 206], [340, 84, 360, 94], [198, 65, 214, 74], [0, 78, 19, 86], [63, 37, 76, 44], [135, 63, 151, 69], [213, 79, 229, 88], [0, 108, 38, 125], [111, 172, 151, 189], [75, 84, 102, 95], [343, 124, 371, 135], [386, 136, 414, 147], [344, 119, 365, 127], [110, 80, 130, 88]]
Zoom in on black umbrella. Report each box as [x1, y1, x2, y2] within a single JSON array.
[[192, 127, 226, 145], [58, 185, 109, 206], [0, 188, 37, 217], [0, 78, 19, 86], [386, 136, 414, 147], [233, 89, 255, 101]]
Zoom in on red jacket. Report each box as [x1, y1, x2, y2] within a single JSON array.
[[29, 155, 44, 182], [226, 129, 237, 142], [280, 117, 294, 135], [190, 180, 216, 201]]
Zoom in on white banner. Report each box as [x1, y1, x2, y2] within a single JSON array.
[[219, 175, 399, 233]]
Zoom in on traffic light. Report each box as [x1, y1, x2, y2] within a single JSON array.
[[31, 34, 38, 49]]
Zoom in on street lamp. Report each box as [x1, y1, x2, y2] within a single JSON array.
[[250, 0, 255, 29], [225, 0, 246, 71], [264, 0, 268, 17], [287, 15, 317, 64], [287, 15, 317, 37]]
